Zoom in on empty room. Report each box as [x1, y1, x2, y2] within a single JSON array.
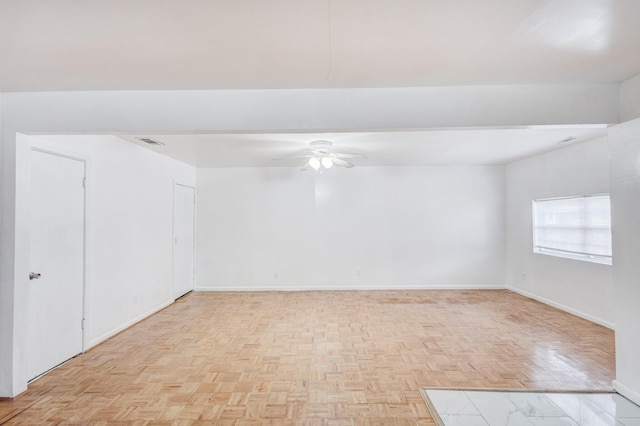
[[2, 1, 640, 425]]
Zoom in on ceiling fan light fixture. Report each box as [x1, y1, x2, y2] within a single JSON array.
[[279, 140, 364, 170], [321, 156, 333, 168], [309, 157, 321, 170]]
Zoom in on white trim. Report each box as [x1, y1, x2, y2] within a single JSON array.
[[195, 284, 505, 292], [612, 380, 640, 406], [533, 193, 610, 202], [86, 299, 173, 349], [29, 139, 89, 163], [507, 286, 614, 330], [174, 182, 197, 189]]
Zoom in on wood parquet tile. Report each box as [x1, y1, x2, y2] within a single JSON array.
[[0, 290, 614, 425]]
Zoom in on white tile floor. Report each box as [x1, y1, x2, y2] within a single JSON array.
[[422, 389, 640, 426]]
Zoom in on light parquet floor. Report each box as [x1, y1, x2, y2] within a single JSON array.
[[0, 290, 615, 425]]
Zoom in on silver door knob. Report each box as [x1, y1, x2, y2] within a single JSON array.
[[29, 272, 41, 280]]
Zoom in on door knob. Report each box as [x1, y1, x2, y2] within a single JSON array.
[[29, 272, 41, 280]]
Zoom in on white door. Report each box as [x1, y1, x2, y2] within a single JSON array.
[[172, 184, 196, 299], [28, 149, 85, 380]]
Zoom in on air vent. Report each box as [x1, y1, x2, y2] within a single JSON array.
[[136, 137, 165, 146], [558, 136, 576, 144]]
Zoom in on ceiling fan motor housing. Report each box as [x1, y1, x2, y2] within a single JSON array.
[[309, 140, 332, 154]]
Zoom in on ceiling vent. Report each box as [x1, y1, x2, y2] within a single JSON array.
[[558, 136, 576, 144], [136, 137, 165, 146]]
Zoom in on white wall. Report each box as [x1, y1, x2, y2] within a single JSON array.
[[609, 118, 640, 405], [0, 93, 9, 396], [34, 135, 196, 347], [197, 166, 505, 290], [505, 137, 613, 328], [620, 74, 640, 122]]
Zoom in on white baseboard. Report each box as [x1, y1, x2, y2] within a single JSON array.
[[195, 284, 504, 292], [507, 286, 614, 330], [86, 299, 174, 349], [613, 380, 640, 406]]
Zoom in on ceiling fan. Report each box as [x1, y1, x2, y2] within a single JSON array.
[[280, 140, 366, 170]]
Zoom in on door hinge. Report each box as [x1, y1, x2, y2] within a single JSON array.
[[81, 319, 85, 330], [82, 178, 86, 188]]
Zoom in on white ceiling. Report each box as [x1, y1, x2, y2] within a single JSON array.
[[4, 1, 634, 166], [119, 126, 608, 167], [2, 0, 640, 91]]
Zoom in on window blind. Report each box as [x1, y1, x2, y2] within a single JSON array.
[[532, 194, 612, 265]]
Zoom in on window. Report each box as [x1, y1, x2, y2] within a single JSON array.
[[532, 194, 612, 265]]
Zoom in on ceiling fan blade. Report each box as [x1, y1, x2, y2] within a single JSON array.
[[274, 154, 314, 160], [332, 157, 354, 168], [300, 159, 312, 171], [332, 152, 366, 159], [278, 141, 363, 169]]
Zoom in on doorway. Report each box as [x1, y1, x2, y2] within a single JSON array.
[[172, 183, 196, 299], [27, 148, 86, 380]]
